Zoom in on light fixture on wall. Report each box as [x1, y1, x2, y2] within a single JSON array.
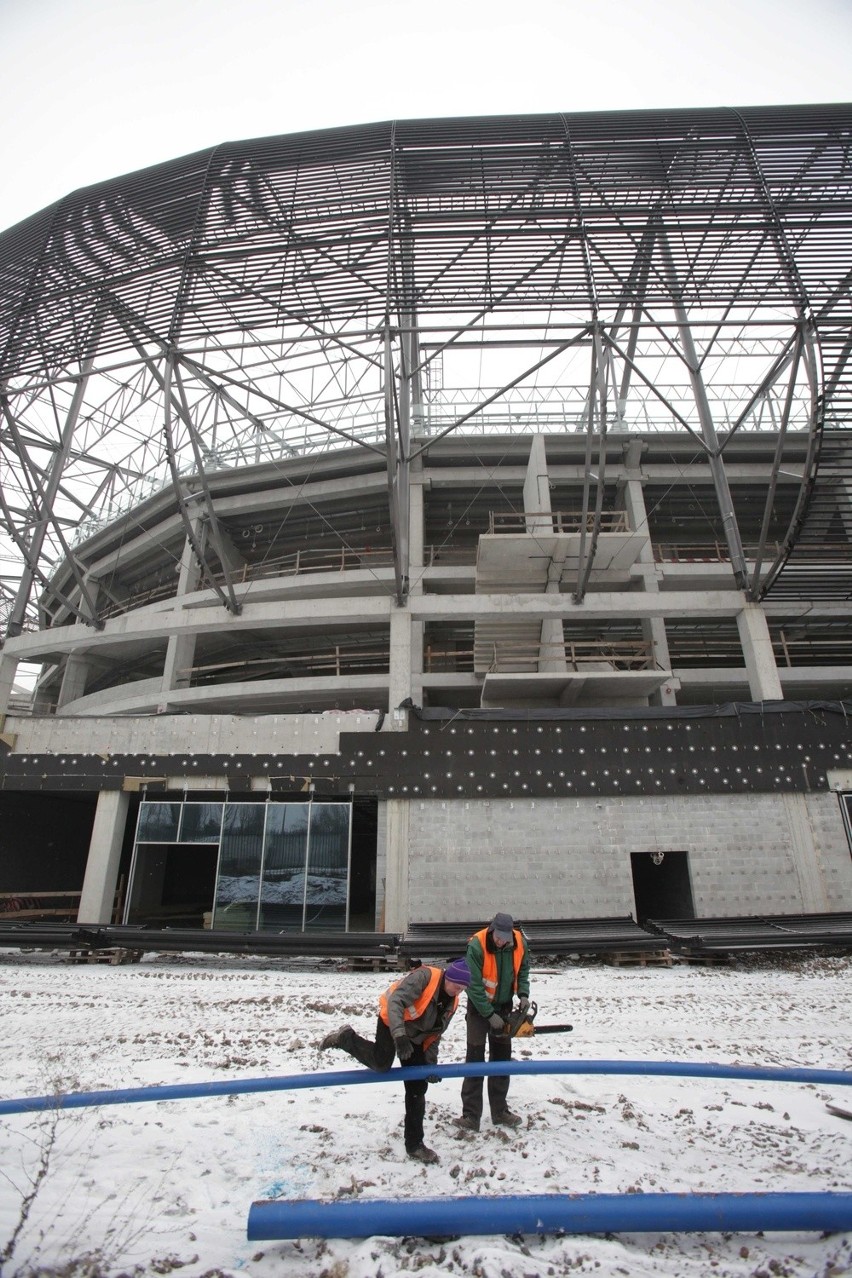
[[651, 851, 665, 866]]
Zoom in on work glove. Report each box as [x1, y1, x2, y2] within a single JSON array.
[[394, 1035, 414, 1062], [517, 996, 530, 1015], [488, 1012, 506, 1033], [426, 1074, 442, 1084]]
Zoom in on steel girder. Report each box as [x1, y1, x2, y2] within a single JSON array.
[[0, 104, 850, 633]]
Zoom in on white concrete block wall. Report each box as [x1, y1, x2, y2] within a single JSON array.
[[805, 792, 852, 906], [406, 793, 852, 923], [374, 805, 388, 930], [6, 711, 381, 759]]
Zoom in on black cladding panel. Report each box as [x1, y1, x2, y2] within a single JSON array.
[[338, 709, 851, 799], [1, 705, 849, 799]]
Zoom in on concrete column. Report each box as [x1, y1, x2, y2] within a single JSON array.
[[783, 793, 829, 912], [524, 435, 567, 673], [77, 790, 130, 924], [621, 473, 677, 707], [620, 476, 653, 565], [737, 603, 783, 701], [57, 653, 92, 709], [162, 633, 197, 696], [388, 606, 415, 728], [380, 798, 410, 932], [161, 521, 203, 697], [0, 651, 19, 717], [408, 478, 425, 595], [523, 434, 552, 532]]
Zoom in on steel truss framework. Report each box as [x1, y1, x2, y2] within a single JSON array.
[[0, 105, 851, 635]]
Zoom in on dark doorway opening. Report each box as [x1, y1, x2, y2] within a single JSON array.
[[127, 843, 219, 928], [0, 791, 98, 893], [630, 850, 695, 926], [349, 796, 378, 930]]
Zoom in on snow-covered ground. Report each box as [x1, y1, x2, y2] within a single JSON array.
[[1, 947, 850, 1278]]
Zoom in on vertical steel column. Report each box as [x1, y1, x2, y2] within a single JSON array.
[[160, 351, 242, 615], [4, 355, 101, 638], [561, 117, 610, 604], [660, 234, 749, 590], [384, 132, 410, 608]]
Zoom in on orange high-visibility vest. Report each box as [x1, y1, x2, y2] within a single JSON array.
[[472, 927, 524, 1002], [378, 965, 456, 1050]]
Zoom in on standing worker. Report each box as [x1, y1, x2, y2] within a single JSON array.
[[454, 912, 531, 1132], [320, 957, 471, 1164]]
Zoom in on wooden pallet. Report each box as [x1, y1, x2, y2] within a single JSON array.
[[347, 953, 399, 972], [672, 949, 735, 967], [67, 948, 142, 966], [603, 949, 673, 968]]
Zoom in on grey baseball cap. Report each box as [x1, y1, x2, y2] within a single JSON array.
[[490, 912, 514, 943]]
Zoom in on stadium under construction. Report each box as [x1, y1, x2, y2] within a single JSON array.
[[0, 105, 851, 953]]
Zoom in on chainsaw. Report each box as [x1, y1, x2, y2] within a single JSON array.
[[498, 1001, 573, 1038]]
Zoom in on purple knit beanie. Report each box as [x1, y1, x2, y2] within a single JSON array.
[[444, 958, 471, 987]]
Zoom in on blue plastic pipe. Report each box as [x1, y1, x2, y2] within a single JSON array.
[[1, 1059, 850, 1117], [247, 1191, 852, 1240]]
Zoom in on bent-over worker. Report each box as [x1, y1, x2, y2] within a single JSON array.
[[320, 957, 471, 1164]]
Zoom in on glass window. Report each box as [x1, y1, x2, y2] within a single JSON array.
[[128, 799, 355, 934], [136, 802, 181, 842], [179, 803, 224, 843], [304, 803, 351, 932], [258, 803, 310, 932], [213, 803, 266, 931]]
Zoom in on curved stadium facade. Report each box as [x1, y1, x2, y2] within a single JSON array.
[[0, 107, 851, 942]]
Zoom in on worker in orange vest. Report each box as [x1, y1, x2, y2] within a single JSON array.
[[320, 957, 471, 1164], [453, 912, 531, 1132]]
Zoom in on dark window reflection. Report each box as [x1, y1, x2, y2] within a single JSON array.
[[258, 803, 310, 932], [179, 803, 224, 843], [132, 800, 353, 933], [213, 803, 266, 930], [304, 803, 350, 931], [136, 802, 180, 842]]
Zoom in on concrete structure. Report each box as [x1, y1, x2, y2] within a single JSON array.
[[0, 108, 851, 932]]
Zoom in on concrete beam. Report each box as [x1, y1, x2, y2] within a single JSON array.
[[59, 673, 392, 717]]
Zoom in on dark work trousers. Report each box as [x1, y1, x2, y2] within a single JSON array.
[[337, 1017, 430, 1153], [461, 1004, 512, 1122]]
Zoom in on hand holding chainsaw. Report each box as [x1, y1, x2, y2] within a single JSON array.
[[494, 1001, 573, 1038]]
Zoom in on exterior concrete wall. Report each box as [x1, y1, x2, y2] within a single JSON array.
[[804, 790, 852, 906], [4, 710, 381, 758], [406, 793, 852, 923], [375, 803, 388, 930], [377, 799, 409, 932]]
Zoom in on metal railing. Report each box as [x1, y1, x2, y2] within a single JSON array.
[[488, 510, 629, 534], [423, 639, 656, 674], [655, 542, 781, 564], [188, 646, 390, 685]]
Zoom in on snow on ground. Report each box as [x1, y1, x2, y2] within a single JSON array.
[[1, 948, 850, 1278]]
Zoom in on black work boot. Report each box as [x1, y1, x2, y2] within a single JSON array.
[[407, 1143, 439, 1164], [492, 1109, 522, 1127], [452, 1115, 480, 1132], [320, 1024, 354, 1051]]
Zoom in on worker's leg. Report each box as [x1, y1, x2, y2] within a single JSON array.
[[486, 1024, 513, 1117], [460, 1006, 490, 1123], [329, 1017, 395, 1071], [402, 1044, 429, 1153]]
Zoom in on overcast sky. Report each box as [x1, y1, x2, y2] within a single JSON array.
[[0, 0, 850, 233]]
